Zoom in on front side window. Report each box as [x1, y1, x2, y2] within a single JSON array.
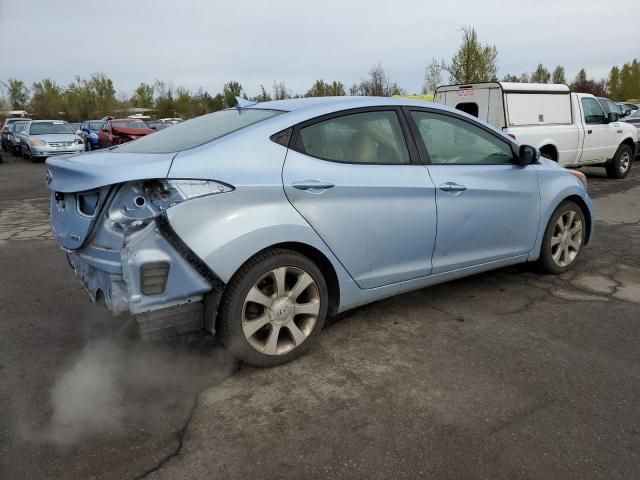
[[296, 110, 410, 164], [582, 98, 606, 124], [410, 111, 513, 165], [117, 108, 283, 154]]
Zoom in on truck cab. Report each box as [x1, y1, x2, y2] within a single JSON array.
[[435, 82, 638, 179]]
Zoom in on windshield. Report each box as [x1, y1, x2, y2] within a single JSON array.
[[29, 122, 74, 135], [117, 108, 283, 154], [112, 120, 150, 129], [88, 121, 104, 130]]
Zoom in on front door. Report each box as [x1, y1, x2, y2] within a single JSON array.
[[408, 109, 541, 274], [282, 108, 437, 289], [579, 96, 618, 163]]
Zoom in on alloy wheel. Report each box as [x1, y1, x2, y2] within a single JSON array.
[[550, 210, 583, 268], [242, 266, 320, 356], [619, 151, 630, 174]]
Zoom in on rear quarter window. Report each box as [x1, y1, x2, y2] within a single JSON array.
[[116, 108, 283, 154]]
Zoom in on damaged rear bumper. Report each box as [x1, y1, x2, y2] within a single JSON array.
[[67, 213, 225, 338]]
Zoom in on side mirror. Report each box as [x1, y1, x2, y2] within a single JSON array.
[[517, 145, 539, 166], [101, 127, 109, 132], [608, 112, 619, 123]]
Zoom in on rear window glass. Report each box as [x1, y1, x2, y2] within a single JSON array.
[[30, 122, 74, 135], [116, 108, 283, 154]]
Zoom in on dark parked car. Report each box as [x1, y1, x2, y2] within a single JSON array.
[[97, 119, 155, 148], [7, 120, 30, 155], [2, 117, 32, 152]]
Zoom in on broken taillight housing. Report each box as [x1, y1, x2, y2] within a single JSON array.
[[108, 179, 233, 233]]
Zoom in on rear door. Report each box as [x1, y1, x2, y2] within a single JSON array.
[[282, 107, 437, 289], [407, 108, 541, 274]]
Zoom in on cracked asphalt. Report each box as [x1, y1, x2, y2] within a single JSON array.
[[1, 152, 639, 479]]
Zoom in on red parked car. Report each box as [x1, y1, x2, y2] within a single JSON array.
[[97, 118, 155, 148]]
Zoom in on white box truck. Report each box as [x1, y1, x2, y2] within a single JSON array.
[[434, 82, 639, 179]]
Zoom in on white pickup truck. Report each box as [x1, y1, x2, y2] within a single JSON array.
[[435, 82, 639, 179]]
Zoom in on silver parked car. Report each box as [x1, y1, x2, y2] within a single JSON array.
[[20, 120, 85, 162], [47, 97, 594, 366]]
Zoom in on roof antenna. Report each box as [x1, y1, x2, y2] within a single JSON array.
[[236, 97, 257, 108]]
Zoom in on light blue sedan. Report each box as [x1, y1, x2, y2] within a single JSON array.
[[46, 97, 593, 366]]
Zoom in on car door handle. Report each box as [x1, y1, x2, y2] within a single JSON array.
[[291, 180, 335, 191], [587, 129, 592, 134], [439, 182, 467, 192]]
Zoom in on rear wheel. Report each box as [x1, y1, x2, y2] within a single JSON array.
[[606, 144, 632, 179], [217, 248, 328, 367], [537, 201, 586, 274]]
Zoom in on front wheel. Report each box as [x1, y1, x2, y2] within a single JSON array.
[[606, 144, 633, 179], [216, 248, 328, 367], [537, 201, 586, 274]]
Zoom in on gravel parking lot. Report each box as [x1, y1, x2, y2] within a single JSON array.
[[1, 152, 639, 479]]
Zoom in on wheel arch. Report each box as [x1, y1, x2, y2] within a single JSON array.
[[619, 137, 635, 154], [539, 143, 559, 161], [563, 194, 592, 245]]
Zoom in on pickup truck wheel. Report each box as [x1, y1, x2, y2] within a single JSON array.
[[537, 201, 586, 274], [217, 248, 328, 367], [606, 145, 633, 179]]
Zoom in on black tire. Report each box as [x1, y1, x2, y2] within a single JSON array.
[[216, 248, 328, 367], [86, 140, 92, 151], [606, 144, 633, 179], [537, 201, 586, 274]]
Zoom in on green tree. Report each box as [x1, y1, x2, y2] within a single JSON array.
[[570, 69, 606, 96], [30, 79, 65, 118], [174, 87, 194, 119], [255, 85, 272, 102], [551, 66, 566, 84], [154, 79, 175, 118], [222, 81, 244, 108], [530, 64, 551, 83], [86, 73, 117, 117], [353, 64, 404, 96], [423, 59, 443, 94], [305, 79, 346, 97], [4, 79, 30, 110], [64, 77, 95, 121], [273, 80, 292, 100], [445, 26, 498, 84], [619, 62, 635, 101], [132, 82, 154, 108], [211, 93, 225, 111], [502, 74, 521, 82], [608, 66, 620, 100]]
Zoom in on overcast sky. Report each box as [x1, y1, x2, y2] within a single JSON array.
[[1, 0, 638, 98]]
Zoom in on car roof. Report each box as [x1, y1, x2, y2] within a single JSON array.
[[250, 95, 445, 113]]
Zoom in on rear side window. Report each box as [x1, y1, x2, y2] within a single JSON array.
[[581, 98, 605, 124], [116, 108, 282, 154], [295, 110, 410, 164]]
